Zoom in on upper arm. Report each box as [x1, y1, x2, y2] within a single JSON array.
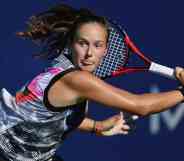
[[61, 70, 139, 114]]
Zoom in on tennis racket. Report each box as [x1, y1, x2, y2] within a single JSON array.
[[93, 19, 175, 80], [92, 19, 177, 128]]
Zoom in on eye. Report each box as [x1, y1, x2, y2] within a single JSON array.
[[78, 41, 88, 47], [95, 43, 104, 48]]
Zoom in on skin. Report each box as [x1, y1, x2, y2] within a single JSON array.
[[71, 22, 108, 72], [47, 22, 184, 136]]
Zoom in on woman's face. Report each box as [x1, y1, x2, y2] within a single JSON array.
[[71, 22, 108, 72]]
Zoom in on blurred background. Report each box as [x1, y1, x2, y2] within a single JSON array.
[[0, 1, 183, 161]]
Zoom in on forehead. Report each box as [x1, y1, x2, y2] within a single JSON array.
[[75, 22, 107, 40]]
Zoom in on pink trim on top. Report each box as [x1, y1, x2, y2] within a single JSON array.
[[27, 67, 64, 98]]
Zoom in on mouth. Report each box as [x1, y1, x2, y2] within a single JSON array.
[[80, 60, 94, 66]]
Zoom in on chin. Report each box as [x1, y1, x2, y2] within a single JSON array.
[[80, 65, 96, 72]]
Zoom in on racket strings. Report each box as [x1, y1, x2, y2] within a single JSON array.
[[112, 52, 150, 76], [94, 26, 129, 78]]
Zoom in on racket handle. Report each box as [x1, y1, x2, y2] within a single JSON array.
[[149, 62, 175, 79]]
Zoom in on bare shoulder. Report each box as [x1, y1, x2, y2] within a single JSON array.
[[47, 70, 92, 108], [60, 70, 106, 91], [61, 70, 94, 82]]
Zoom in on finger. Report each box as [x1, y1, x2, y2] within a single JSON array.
[[120, 112, 125, 123], [180, 71, 184, 79], [119, 131, 129, 135], [122, 125, 130, 130], [107, 114, 120, 124], [120, 112, 123, 119], [121, 119, 126, 124], [175, 67, 184, 79]]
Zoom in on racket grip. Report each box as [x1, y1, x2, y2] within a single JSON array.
[[149, 62, 175, 79]]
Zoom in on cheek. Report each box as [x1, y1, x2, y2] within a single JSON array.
[[72, 46, 83, 62], [96, 48, 107, 59], [72, 45, 85, 59]]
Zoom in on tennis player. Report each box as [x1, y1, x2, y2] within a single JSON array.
[[0, 4, 184, 161]]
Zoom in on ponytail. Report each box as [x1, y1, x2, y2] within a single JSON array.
[[16, 4, 108, 60]]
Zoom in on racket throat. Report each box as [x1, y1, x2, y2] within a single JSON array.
[[112, 67, 148, 76]]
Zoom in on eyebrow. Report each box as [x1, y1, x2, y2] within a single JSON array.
[[76, 37, 106, 44]]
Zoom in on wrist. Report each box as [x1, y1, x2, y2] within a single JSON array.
[[91, 121, 104, 135], [91, 120, 96, 133]]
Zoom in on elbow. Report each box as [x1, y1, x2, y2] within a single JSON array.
[[130, 105, 150, 117], [131, 99, 152, 117], [137, 106, 150, 117]]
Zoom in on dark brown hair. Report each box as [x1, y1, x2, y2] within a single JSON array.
[[17, 4, 109, 60]]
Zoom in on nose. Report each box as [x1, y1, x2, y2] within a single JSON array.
[[86, 46, 93, 58]]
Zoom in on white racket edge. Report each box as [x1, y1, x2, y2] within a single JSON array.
[[149, 62, 175, 80]]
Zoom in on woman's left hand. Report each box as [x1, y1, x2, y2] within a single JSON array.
[[96, 112, 137, 136]]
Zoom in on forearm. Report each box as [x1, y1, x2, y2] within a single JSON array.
[[91, 85, 184, 116], [88, 85, 184, 116], [134, 90, 183, 115]]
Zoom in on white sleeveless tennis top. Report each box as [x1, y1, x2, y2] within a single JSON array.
[[0, 54, 87, 161]]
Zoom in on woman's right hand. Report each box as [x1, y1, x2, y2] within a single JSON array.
[[175, 67, 184, 85]]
